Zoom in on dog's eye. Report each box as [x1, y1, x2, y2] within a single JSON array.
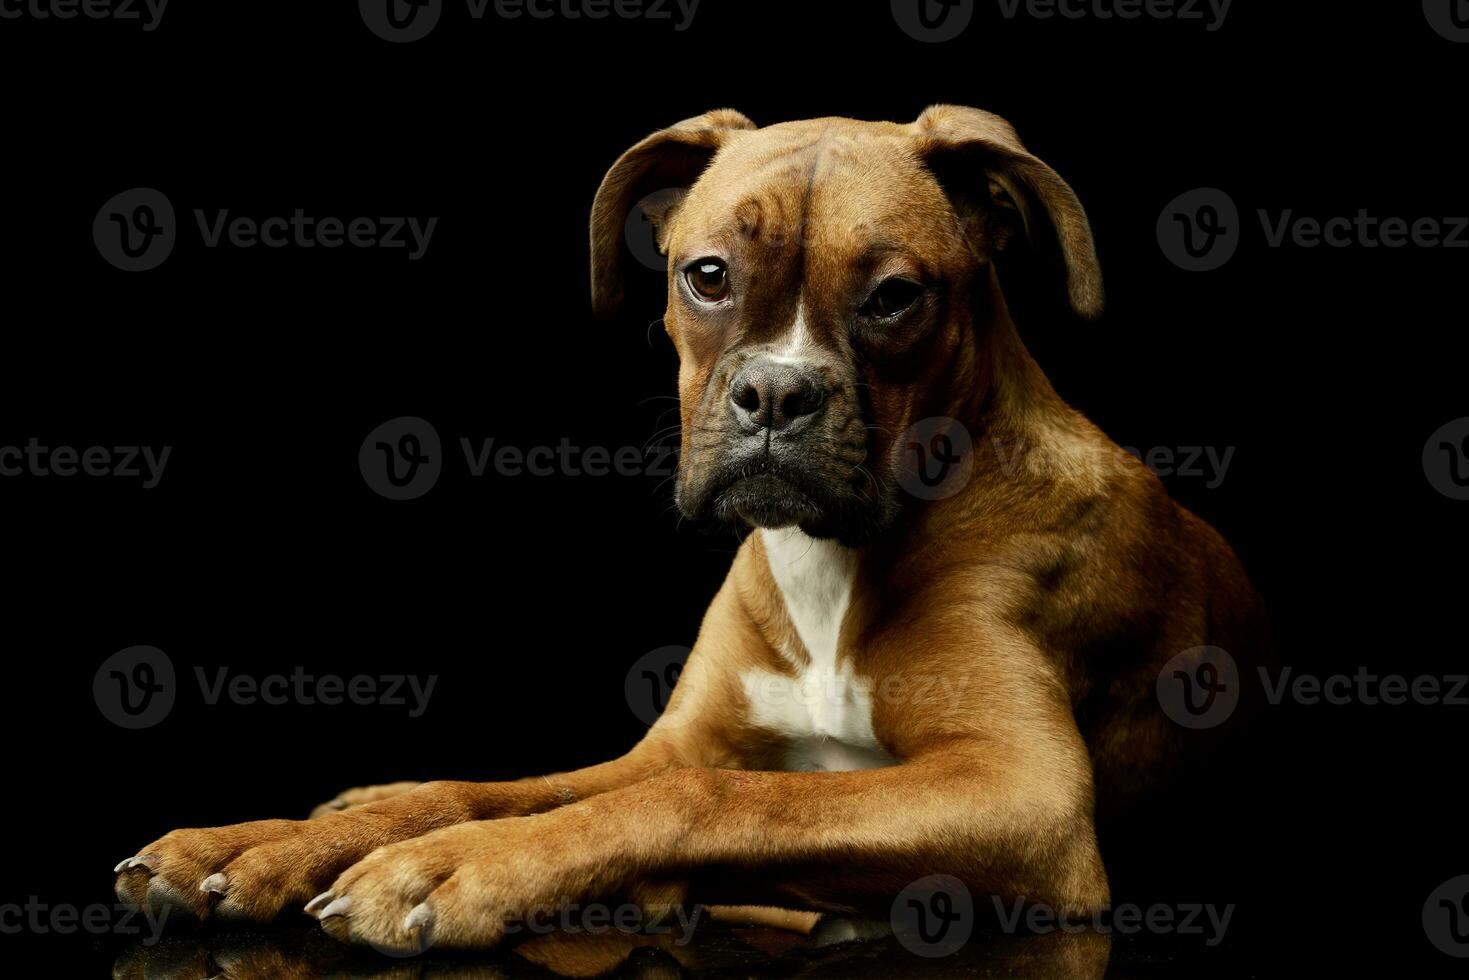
[[685, 259, 730, 302], [862, 278, 924, 319]]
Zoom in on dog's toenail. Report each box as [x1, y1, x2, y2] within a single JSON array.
[[115, 855, 158, 873], [317, 895, 352, 919], [403, 902, 434, 932], [305, 891, 335, 916], [199, 873, 228, 895]]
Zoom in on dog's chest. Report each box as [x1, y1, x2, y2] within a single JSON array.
[[742, 529, 897, 773]]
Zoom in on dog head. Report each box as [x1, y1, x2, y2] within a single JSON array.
[[591, 106, 1102, 545]]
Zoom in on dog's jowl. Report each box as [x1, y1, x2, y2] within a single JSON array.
[[113, 106, 1266, 954]]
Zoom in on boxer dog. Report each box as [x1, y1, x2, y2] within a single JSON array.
[[113, 106, 1265, 955]]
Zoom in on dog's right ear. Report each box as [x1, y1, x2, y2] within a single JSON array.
[[590, 109, 756, 318], [910, 104, 1103, 320]]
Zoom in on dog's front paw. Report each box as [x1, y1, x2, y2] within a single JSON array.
[[310, 820, 521, 954], [311, 817, 626, 955], [113, 811, 396, 926]]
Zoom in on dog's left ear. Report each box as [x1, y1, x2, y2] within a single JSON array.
[[910, 104, 1103, 319], [591, 109, 757, 318]]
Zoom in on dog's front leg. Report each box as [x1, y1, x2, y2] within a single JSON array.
[[112, 744, 685, 925], [309, 781, 425, 818], [318, 744, 1109, 953]]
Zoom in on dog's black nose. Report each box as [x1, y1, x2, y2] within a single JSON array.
[[729, 358, 829, 433]]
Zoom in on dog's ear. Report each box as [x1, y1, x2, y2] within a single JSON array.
[[591, 109, 757, 318], [910, 104, 1103, 320]]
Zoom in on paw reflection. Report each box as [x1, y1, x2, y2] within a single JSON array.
[[110, 916, 1110, 979]]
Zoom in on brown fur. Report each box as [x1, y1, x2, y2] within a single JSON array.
[[114, 107, 1264, 955]]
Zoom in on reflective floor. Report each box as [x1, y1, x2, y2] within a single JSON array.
[[104, 917, 1254, 979]]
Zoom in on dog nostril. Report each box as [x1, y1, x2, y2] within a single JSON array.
[[781, 383, 825, 421], [732, 383, 761, 415], [781, 389, 814, 420]]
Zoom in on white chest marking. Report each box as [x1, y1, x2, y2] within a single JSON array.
[[743, 528, 897, 772]]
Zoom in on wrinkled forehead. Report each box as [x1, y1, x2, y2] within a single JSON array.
[[669, 122, 964, 272]]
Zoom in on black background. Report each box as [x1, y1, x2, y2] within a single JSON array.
[[1, 0, 1465, 975]]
